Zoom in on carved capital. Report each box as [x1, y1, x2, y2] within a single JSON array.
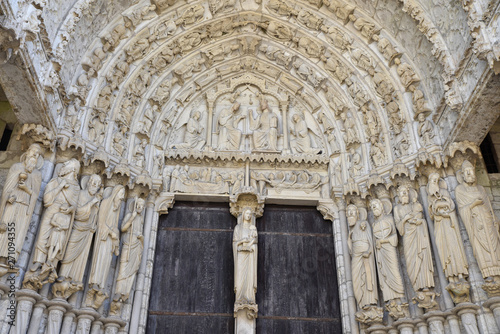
[[446, 281, 471, 304], [230, 188, 265, 218]]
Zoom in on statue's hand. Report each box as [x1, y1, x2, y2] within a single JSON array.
[[7, 195, 16, 204]]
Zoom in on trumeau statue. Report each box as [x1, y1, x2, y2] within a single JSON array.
[[249, 96, 279, 151], [217, 102, 245, 151], [85, 185, 126, 309], [233, 208, 258, 309], [347, 205, 378, 309], [427, 172, 469, 283], [456, 160, 500, 282], [112, 198, 146, 311], [170, 110, 206, 150], [24, 159, 81, 288], [0, 143, 43, 272], [54, 174, 102, 299], [370, 198, 405, 303], [393, 185, 435, 291]]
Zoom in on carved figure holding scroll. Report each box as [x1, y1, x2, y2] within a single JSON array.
[[0, 143, 43, 272], [456, 160, 500, 282]]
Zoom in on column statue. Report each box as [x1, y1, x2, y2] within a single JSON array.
[[233, 208, 258, 314], [85, 185, 126, 309], [393, 185, 435, 291], [347, 204, 382, 324], [53, 174, 103, 299], [111, 198, 146, 315], [370, 198, 407, 319], [456, 160, 500, 284], [0, 143, 43, 274], [23, 159, 81, 289]]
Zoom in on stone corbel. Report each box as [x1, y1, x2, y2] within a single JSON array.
[[316, 200, 338, 221], [229, 187, 265, 218], [155, 193, 174, 214]]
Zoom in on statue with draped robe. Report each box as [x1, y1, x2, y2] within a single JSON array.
[[249, 97, 278, 151], [217, 102, 245, 151]]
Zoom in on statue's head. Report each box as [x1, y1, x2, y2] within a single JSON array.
[[243, 208, 252, 222], [370, 198, 383, 217], [59, 159, 80, 179], [346, 204, 359, 226], [25, 143, 43, 172], [427, 172, 440, 196], [462, 160, 476, 184], [417, 112, 426, 121], [397, 185, 410, 205], [136, 198, 146, 214], [232, 102, 241, 111], [88, 174, 102, 196]]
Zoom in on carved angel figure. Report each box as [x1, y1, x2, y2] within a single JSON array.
[[233, 209, 258, 305], [393, 185, 435, 291], [85, 185, 126, 309], [427, 173, 468, 282], [370, 198, 405, 302], [0, 144, 43, 267], [113, 198, 146, 303], [347, 204, 378, 308], [171, 110, 206, 150], [290, 114, 321, 154], [456, 160, 500, 281]]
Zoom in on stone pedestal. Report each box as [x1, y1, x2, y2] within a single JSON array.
[[483, 297, 500, 331], [90, 320, 103, 334], [453, 303, 480, 334], [102, 316, 125, 334], [235, 308, 256, 334], [75, 307, 101, 334], [46, 298, 71, 334], [14, 289, 41, 334]]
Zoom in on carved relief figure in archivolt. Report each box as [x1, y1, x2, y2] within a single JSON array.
[[394, 185, 435, 291], [249, 96, 279, 151], [456, 160, 500, 282], [85, 185, 126, 309], [427, 172, 468, 283], [370, 199, 405, 303], [218, 102, 245, 151], [55, 174, 102, 298], [347, 204, 378, 309], [24, 159, 81, 287], [112, 198, 145, 309], [233, 209, 258, 307], [0, 143, 43, 272]]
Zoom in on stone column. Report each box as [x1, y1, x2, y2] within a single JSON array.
[[137, 194, 173, 334], [424, 312, 445, 334], [446, 314, 461, 334], [454, 303, 480, 334], [395, 319, 415, 334], [13, 289, 40, 334], [46, 298, 71, 334], [60, 311, 75, 334], [280, 102, 289, 154], [75, 308, 101, 334], [127, 195, 157, 333], [103, 316, 125, 334], [416, 321, 429, 334], [483, 297, 500, 330], [318, 198, 358, 334], [90, 320, 103, 334]]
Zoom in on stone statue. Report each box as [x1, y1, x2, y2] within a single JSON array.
[[85, 185, 126, 309], [233, 209, 258, 306], [370, 198, 405, 303], [417, 112, 435, 147], [0, 143, 43, 272], [249, 97, 279, 151], [370, 137, 386, 167], [456, 160, 500, 282], [323, 0, 355, 24], [393, 185, 435, 292], [340, 111, 359, 147], [23, 159, 81, 288], [217, 102, 245, 151], [290, 114, 321, 154], [54, 174, 102, 299], [171, 110, 206, 150], [427, 172, 469, 283], [347, 204, 378, 308], [112, 198, 146, 312]]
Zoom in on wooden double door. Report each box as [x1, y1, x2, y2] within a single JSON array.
[[147, 202, 341, 333]]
